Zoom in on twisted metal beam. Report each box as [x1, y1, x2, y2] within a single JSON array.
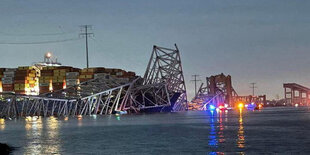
[[143, 44, 187, 111], [0, 81, 133, 118], [0, 44, 188, 118]]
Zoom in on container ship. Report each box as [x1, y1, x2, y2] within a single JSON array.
[[0, 52, 136, 95]]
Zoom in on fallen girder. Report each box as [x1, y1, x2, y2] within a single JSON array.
[[143, 44, 187, 111], [189, 73, 238, 110], [0, 44, 188, 118], [0, 81, 134, 118]]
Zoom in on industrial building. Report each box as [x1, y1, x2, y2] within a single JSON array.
[[283, 83, 310, 106]]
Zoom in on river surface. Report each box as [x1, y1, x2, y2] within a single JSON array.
[[0, 107, 310, 154]]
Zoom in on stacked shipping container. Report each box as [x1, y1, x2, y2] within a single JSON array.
[[0, 66, 137, 94], [14, 66, 39, 95], [66, 72, 80, 87], [0, 68, 4, 92], [79, 68, 97, 82], [39, 66, 54, 94], [52, 67, 70, 91], [39, 66, 81, 93], [79, 67, 136, 84], [2, 68, 16, 92]]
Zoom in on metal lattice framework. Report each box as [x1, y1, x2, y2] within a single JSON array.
[[0, 78, 135, 118], [0, 44, 187, 118], [189, 73, 238, 110], [143, 44, 187, 111], [119, 82, 171, 112], [190, 74, 267, 110]]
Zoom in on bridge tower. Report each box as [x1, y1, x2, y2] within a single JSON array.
[[143, 44, 188, 111]]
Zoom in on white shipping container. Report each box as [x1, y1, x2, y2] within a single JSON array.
[[66, 72, 79, 76], [2, 77, 14, 81], [39, 83, 49, 87], [3, 71, 15, 75], [116, 72, 123, 76], [66, 77, 78, 80], [5, 68, 17, 72], [66, 79, 78, 83], [2, 80, 13, 84], [66, 72, 79, 79], [3, 74, 14, 79], [115, 78, 129, 84], [3, 74, 14, 78], [94, 73, 108, 79]]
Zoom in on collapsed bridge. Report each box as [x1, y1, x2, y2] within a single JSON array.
[[0, 44, 187, 118], [189, 73, 266, 110]]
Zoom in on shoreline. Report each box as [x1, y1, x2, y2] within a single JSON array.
[[0, 143, 14, 155]]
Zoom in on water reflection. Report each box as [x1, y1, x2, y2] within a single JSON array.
[[46, 116, 61, 154], [237, 109, 245, 149], [208, 110, 226, 155], [25, 116, 43, 155], [207, 109, 247, 154], [208, 111, 217, 147], [116, 114, 121, 121], [0, 118, 5, 130], [77, 115, 83, 127], [24, 116, 61, 154], [217, 111, 225, 143]]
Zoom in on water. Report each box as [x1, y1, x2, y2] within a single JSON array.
[[1, 107, 310, 154]]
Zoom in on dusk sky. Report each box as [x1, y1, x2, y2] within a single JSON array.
[[0, 0, 310, 100]]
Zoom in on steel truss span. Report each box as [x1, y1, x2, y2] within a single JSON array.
[[0, 44, 187, 118], [190, 73, 237, 110], [190, 73, 266, 110], [0, 82, 133, 118], [143, 44, 187, 111]]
